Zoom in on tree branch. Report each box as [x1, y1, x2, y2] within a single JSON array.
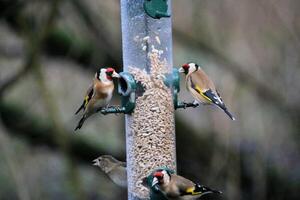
[[71, 0, 121, 66], [0, 0, 59, 97], [0, 101, 124, 163]]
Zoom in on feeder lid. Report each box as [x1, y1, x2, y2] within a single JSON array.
[[144, 0, 171, 19]]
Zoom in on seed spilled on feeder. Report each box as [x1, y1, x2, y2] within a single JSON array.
[[127, 49, 176, 199]]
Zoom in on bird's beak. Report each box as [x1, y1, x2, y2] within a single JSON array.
[[151, 177, 159, 187], [112, 71, 120, 78], [178, 67, 185, 73], [93, 158, 101, 166]]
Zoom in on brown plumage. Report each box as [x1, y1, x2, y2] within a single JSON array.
[[187, 68, 216, 104], [179, 62, 235, 120], [159, 174, 195, 199], [75, 83, 93, 115], [74, 68, 119, 130], [93, 155, 127, 188], [151, 169, 221, 200]]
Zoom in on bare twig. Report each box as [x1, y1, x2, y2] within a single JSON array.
[[0, 101, 123, 164], [0, 124, 31, 200], [0, 63, 31, 97], [71, 0, 121, 65], [0, 0, 60, 97], [28, 1, 87, 199]]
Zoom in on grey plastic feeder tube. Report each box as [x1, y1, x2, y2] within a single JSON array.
[[120, 0, 176, 199]]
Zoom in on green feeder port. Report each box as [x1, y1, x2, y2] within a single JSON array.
[[163, 68, 199, 110], [99, 72, 136, 115], [143, 0, 170, 19], [118, 72, 137, 114], [99, 106, 126, 115], [163, 68, 180, 92]]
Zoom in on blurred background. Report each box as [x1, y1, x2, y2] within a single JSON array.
[[0, 0, 299, 200]]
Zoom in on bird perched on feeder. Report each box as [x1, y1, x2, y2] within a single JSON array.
[[178, 62, 235, 120], [93, 155, 127, 188], [74, 68, 120, 130], [151, 169, 222, 200]]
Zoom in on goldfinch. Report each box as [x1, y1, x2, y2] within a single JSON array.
[[74, 68, 120, 130], [179, 62, 235, 120], [151, 169, 221, 200], [93, 155, 127, 188]]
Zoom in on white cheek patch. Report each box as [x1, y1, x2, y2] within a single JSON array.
[[99, 70, 113, 83], [189, 63, 197, 72], [162, 170, 170, 185]]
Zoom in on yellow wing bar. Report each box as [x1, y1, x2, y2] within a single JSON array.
[[84, 96, 90, 107], [186, 186, 202, 195], [194, 85, 213, 102]]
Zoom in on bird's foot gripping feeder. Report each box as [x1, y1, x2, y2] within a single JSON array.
[[99, 105, 126, 115], [142, 167, 175, 200], [176, 101, 199, 109], [100, 72, 136, 115]]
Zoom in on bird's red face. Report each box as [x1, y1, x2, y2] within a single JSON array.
[[180, 63, 190, 75], [105, 68, 114, 80], [105, 67, 120, 80], [152, 169, 171, 187], [153, 171, 164, 184], [182, 63, 189, 70]]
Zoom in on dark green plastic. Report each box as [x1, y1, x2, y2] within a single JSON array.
[[164, 68, 200, 110], [175, 101, 199, 109], [118, 72, 136, 114], [164, 68, 179, 92], [100, 67, 198, 114], [100, 106, 126, 115], [143, 0, 170, 19], [99, 72, 136, 115], [143, 167, 175, 200]]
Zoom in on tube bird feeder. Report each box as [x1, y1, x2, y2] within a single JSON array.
[[120, 0, 176, 199]]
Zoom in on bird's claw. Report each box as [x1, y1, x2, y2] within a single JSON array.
[[114, 106, 121, 115], [192, 100, 199, 107], [182, 101, 199, 109], [183, 101, 188, 109], [192, 102, 199, 108]]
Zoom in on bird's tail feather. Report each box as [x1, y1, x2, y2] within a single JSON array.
[[195, 184, 222, 195], [75, 104, 84, 115], [223, 108, 235, 120], [74, 116, 86, 131], [216, 104, 235, 120]]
